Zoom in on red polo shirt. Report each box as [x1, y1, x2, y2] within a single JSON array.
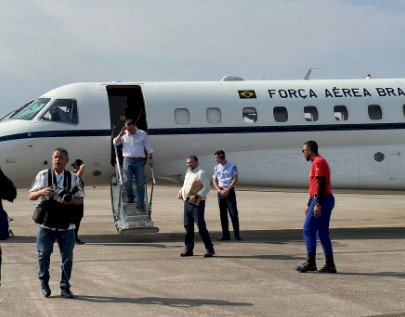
[[309, 155, 332, 196]]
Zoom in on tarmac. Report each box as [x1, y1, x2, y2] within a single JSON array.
[[0, 184, 404, 317]]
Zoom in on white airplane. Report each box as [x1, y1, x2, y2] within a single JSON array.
[[1, 76, 404, 231]]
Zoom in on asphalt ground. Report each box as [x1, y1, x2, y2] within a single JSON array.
[[0, 184, 404, 317]]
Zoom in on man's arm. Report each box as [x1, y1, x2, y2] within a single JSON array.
[[144, 133, 154, 167], [196, 171, 210, 198], [75, 164, 85, 178], [29, 188, 53, 201], [316, 176, 326, 205], [113, 127, 126, 145]]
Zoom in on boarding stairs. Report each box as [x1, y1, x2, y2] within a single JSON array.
[[110, 145, 159, 234]]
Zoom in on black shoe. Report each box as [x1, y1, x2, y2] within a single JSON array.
[[75, 239, 85, 245], [234, 236, 243, 241], [217, 236, 231, 241], [41, 283, 51, 298], [317, 254, 337, 273], [180, 251, 194, 257], [60, 288, 74, 298], [295, 261, 317, 273], [127, 198, 134, 204], [317, 264, 337, 273], [136, 206, 145, 212], [204, 248, 215, 258]]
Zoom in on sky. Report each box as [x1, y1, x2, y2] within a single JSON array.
[[0, 0, 404, 115]]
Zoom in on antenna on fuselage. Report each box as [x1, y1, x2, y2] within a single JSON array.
[[304, 68, 319, 80]]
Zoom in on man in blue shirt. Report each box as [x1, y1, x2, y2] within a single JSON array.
[[212, 150, 242, 241]]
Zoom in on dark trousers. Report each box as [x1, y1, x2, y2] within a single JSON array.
[[303, 195, 335, 255], [183, 200, 213, 252], [36, 227, 75, 289], [73, 204, 84, 241], [217, 188, 241, 238]]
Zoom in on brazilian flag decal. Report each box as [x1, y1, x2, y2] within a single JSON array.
[[238, 90, 256, 99]]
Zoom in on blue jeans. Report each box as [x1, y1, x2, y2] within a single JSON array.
[[217, 188, 240, 238], [36, 227, 75, 289], [303, 195, 335, 255], [123, 159, 145, 207], [184, 201, 213, 252]]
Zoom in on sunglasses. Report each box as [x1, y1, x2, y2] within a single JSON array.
[[302, 149, 309, 153]]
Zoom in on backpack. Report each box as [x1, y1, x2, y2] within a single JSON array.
[[0, 169, 17, 203]]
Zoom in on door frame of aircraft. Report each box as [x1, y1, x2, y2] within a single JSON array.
[[106, 85, 147, 165]]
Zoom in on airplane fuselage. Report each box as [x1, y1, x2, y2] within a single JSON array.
[[1, 78, 405, 189]]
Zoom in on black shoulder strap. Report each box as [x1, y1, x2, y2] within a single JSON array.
[[63, 170, 71, 190], [47, 169, 52, 187]]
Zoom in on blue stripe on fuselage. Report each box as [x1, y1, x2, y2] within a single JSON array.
[[0, 123, 405, 142], [147, 123, 405, 135], [0, 130, 112, 142]]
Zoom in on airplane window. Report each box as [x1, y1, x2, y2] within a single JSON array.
[[273, 106, 288, 122], [243, 107, 257, 123], [174, 108, 190, 125], [334, 105, 349, 121], [304, 106, 318, 122], [368, 104, 382, 120], [206, 107, 221, 124], [402, 105, 405, 118], [9, 98, 51, 120], [41, 99, 78, 124]]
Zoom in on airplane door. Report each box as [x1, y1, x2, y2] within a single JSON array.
[[106, 85, 148, 165], [106, 85, 158, 233]]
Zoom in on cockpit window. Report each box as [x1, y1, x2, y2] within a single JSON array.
[[9, 98, 51, 120], [41, 99, 78, 124]]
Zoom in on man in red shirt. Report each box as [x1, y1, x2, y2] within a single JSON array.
[[296, 141, 337, 273]]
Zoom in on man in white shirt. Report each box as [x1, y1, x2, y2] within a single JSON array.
[[113, 119, 154, 210], [177, 155, 215, 257], [29, 148, 84, 298]]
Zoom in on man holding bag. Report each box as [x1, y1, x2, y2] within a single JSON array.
[[177, 155, 215, 258], [29, 148, 84, 298]]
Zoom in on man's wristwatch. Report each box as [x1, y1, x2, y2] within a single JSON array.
[[315, 202, 320, 206]]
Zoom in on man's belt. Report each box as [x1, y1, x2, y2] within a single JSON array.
[[124, 157, 144, 160]]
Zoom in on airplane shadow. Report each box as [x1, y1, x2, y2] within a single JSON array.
[[337, 272, 405, 279], [3, 227, 404, 245], [68, 295, 253, 307]]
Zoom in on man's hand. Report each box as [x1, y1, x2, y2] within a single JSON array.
[[221, 188, 230, 197], [40, 187, 53, 198], [188, 195, 196, 203], [148, 157, 154, 167], [177, 191, 182, 199], [314, 205, 322, 218]]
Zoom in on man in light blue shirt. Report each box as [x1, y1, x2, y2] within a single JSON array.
[[212, 150, 242, 241]]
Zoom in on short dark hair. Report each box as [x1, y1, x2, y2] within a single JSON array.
[[71, 159, 83, 168], [214, 150, 226, 159], [124, 119, 136, 125], [54, 147, 69, 157], [188, 155, 198, 162], [304, 141, 318, 154]]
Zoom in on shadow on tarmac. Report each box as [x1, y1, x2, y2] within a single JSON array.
[[3, 227, 404, 244], [65, 295, 254, 307], [337, 272, 405, 279]]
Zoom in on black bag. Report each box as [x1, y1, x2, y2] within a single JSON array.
[[32, 201, 48, 224], [0, 169, 17, 203], [0, 210, 9, 240]]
